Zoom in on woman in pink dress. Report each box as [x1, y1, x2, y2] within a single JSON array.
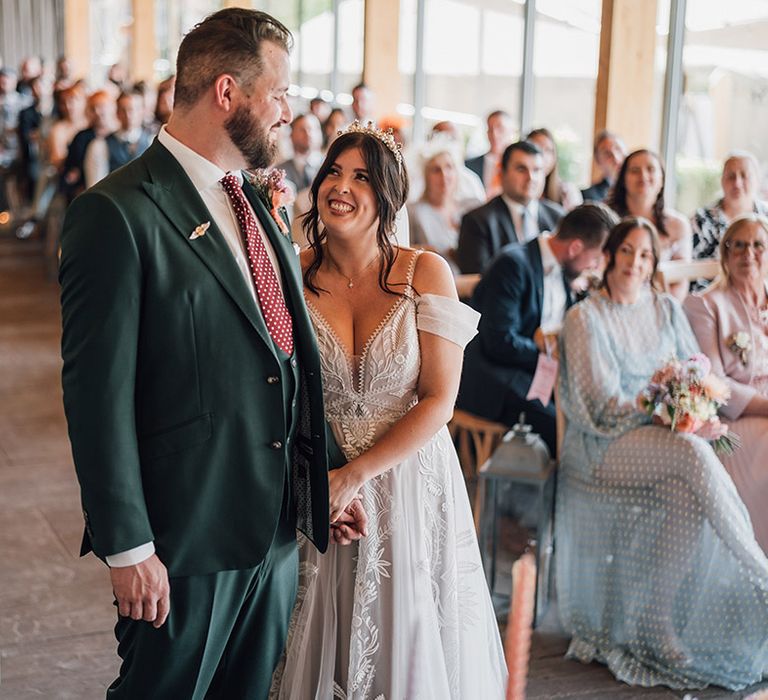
[[684, 214, 768, 553]]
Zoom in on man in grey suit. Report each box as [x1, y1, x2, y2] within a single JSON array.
[[457, 140, 565, 274], [278, 112, 322, 192]]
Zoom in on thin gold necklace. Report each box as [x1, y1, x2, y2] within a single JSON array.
[[325, 248, 381, 289]]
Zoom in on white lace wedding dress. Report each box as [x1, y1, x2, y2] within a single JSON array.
[[271, 253, 507, 699]]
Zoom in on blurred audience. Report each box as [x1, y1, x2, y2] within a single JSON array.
[[309, 96, 331, 124], [408, 140, 479, 272], [84, 90, 151, 188], [457, 140, 565, 274], [61, 90, 117, 202], [527, 127, 582, 211], [322, 108, 346, 150], [465, 110, 516, 198], [350, 82, 374, 123], [582, 129, 626, 202], [692, 151, 767, 260], [48, 85, 87, 169], [607, 148, 692, 300], [458, 203, 616, 453], [684, 214, 768, 554]]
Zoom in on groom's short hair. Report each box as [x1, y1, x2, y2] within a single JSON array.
[[175, 8, 292, 109]]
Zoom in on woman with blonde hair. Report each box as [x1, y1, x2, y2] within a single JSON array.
[[684, 213, 768, 554]]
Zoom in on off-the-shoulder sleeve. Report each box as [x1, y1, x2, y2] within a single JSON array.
[[416, 293, 480, 349]]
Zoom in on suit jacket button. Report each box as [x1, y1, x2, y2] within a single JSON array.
[[270, 441, 283, 450], [267, 376, 280, 384]]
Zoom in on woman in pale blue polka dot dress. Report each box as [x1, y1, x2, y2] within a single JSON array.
[[556, 217, 768, 690]]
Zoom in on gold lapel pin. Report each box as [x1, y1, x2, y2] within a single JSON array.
[[189, 221, 211, 240]]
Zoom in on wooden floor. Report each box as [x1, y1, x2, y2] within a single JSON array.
[[0, 232, 764, 699]]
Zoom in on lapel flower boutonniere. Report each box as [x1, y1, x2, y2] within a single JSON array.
[[727, 331, 751, 366], [244, 168, 295, 236]]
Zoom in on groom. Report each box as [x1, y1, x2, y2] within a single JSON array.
[[60, 9, 364, 698]]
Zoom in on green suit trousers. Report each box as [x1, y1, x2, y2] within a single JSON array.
[[106, 496, 298, 700]]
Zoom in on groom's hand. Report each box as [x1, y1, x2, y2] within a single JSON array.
[[110, 554, 170, 628], [331, 498, 369, 545]]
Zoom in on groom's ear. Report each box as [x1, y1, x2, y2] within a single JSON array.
[[213, 74, 237, 112]]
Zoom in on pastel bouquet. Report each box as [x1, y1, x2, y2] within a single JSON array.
[[636, 353, 741, 455]]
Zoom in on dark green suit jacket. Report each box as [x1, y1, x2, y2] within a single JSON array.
[[60, 140, 340, 577]]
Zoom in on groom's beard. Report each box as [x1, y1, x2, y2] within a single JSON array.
[[225, 103, 277, 170]]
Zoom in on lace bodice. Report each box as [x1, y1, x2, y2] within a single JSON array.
[[305, 252, 480, 460]]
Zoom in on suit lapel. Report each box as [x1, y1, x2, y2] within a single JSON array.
[[526, 239, 544, 316], [140, 141, 275, 354], [494, 196, 519, 246]]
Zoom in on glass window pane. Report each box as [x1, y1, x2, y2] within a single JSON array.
[[421, 0, 524, 153], [675, 0, 768, 215], [531, 0, 601, 190]]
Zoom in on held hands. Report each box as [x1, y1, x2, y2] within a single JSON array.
[[110, 553, 170, 628], [329, 464, 365, 523], [331, 498, 369, 545]]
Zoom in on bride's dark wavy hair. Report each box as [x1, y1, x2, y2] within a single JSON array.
[[302, 131, 409, 296]]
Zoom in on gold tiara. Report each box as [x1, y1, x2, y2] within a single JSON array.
[[337, 120, 404, 170]]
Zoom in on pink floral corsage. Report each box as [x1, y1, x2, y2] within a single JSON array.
[[245, 168, 295, 235]]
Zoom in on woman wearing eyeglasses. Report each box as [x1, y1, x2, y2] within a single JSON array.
[[684, 214, 768, 554]]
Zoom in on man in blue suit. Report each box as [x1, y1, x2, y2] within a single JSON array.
[[457, 203, 617, 453]]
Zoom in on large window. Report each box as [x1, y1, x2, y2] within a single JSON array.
[[673, 0, 768, 214], [531, 0, 601, 188], [411, 0, 525, 154]]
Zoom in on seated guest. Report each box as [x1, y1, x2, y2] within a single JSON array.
[[527, 127, 582, 211], [556, 216, 768, 689], [321, 107, 346, 151], [607, 149, 692, 300], [581, 129, 626, 202], [457, 203, 616, 453], [684, 214, 768, 555], [61, 90, 116, 202], [407, 121, 485, 205], [309, 95, 331, 124], [47, 85, 87, 170], [456, 140, 565, 274], [692, 151, 768, 260], [465, 109, 515, 198], [278, 113, 322, 192], [408, 141, 482, 272], [83, 89, 151, 188]]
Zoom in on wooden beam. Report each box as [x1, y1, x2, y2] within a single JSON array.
[[593, 0, 658, 160], [130, 0, 156, 83], [64, 0, 90, 83], [363, 0, 401, 121]]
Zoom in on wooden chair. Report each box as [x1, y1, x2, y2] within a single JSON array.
[[449, 409, 509, 484], [455, 273, 481, 300], [657, 259, 720, 288]]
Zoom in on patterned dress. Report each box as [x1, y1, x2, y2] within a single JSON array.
[[271, 253, 507, 699], [556, 289, 768, 690]]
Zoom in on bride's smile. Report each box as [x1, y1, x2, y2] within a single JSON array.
[[317, 147, 378, 237]]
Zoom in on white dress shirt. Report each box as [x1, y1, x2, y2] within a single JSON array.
[[538, 234, 567, 334], [106, 126, 284, 567], [501, 195, 540, 243]]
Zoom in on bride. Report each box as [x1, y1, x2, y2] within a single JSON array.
[[270, 123, 507, 699]]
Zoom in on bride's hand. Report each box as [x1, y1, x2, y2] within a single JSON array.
[[328, 465, 365, 524]]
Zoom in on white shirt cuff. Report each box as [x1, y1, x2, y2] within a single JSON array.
[[106, 542, 155, 568]]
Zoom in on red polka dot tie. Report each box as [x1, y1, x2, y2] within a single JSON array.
[[220, 174, 294, 356]]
